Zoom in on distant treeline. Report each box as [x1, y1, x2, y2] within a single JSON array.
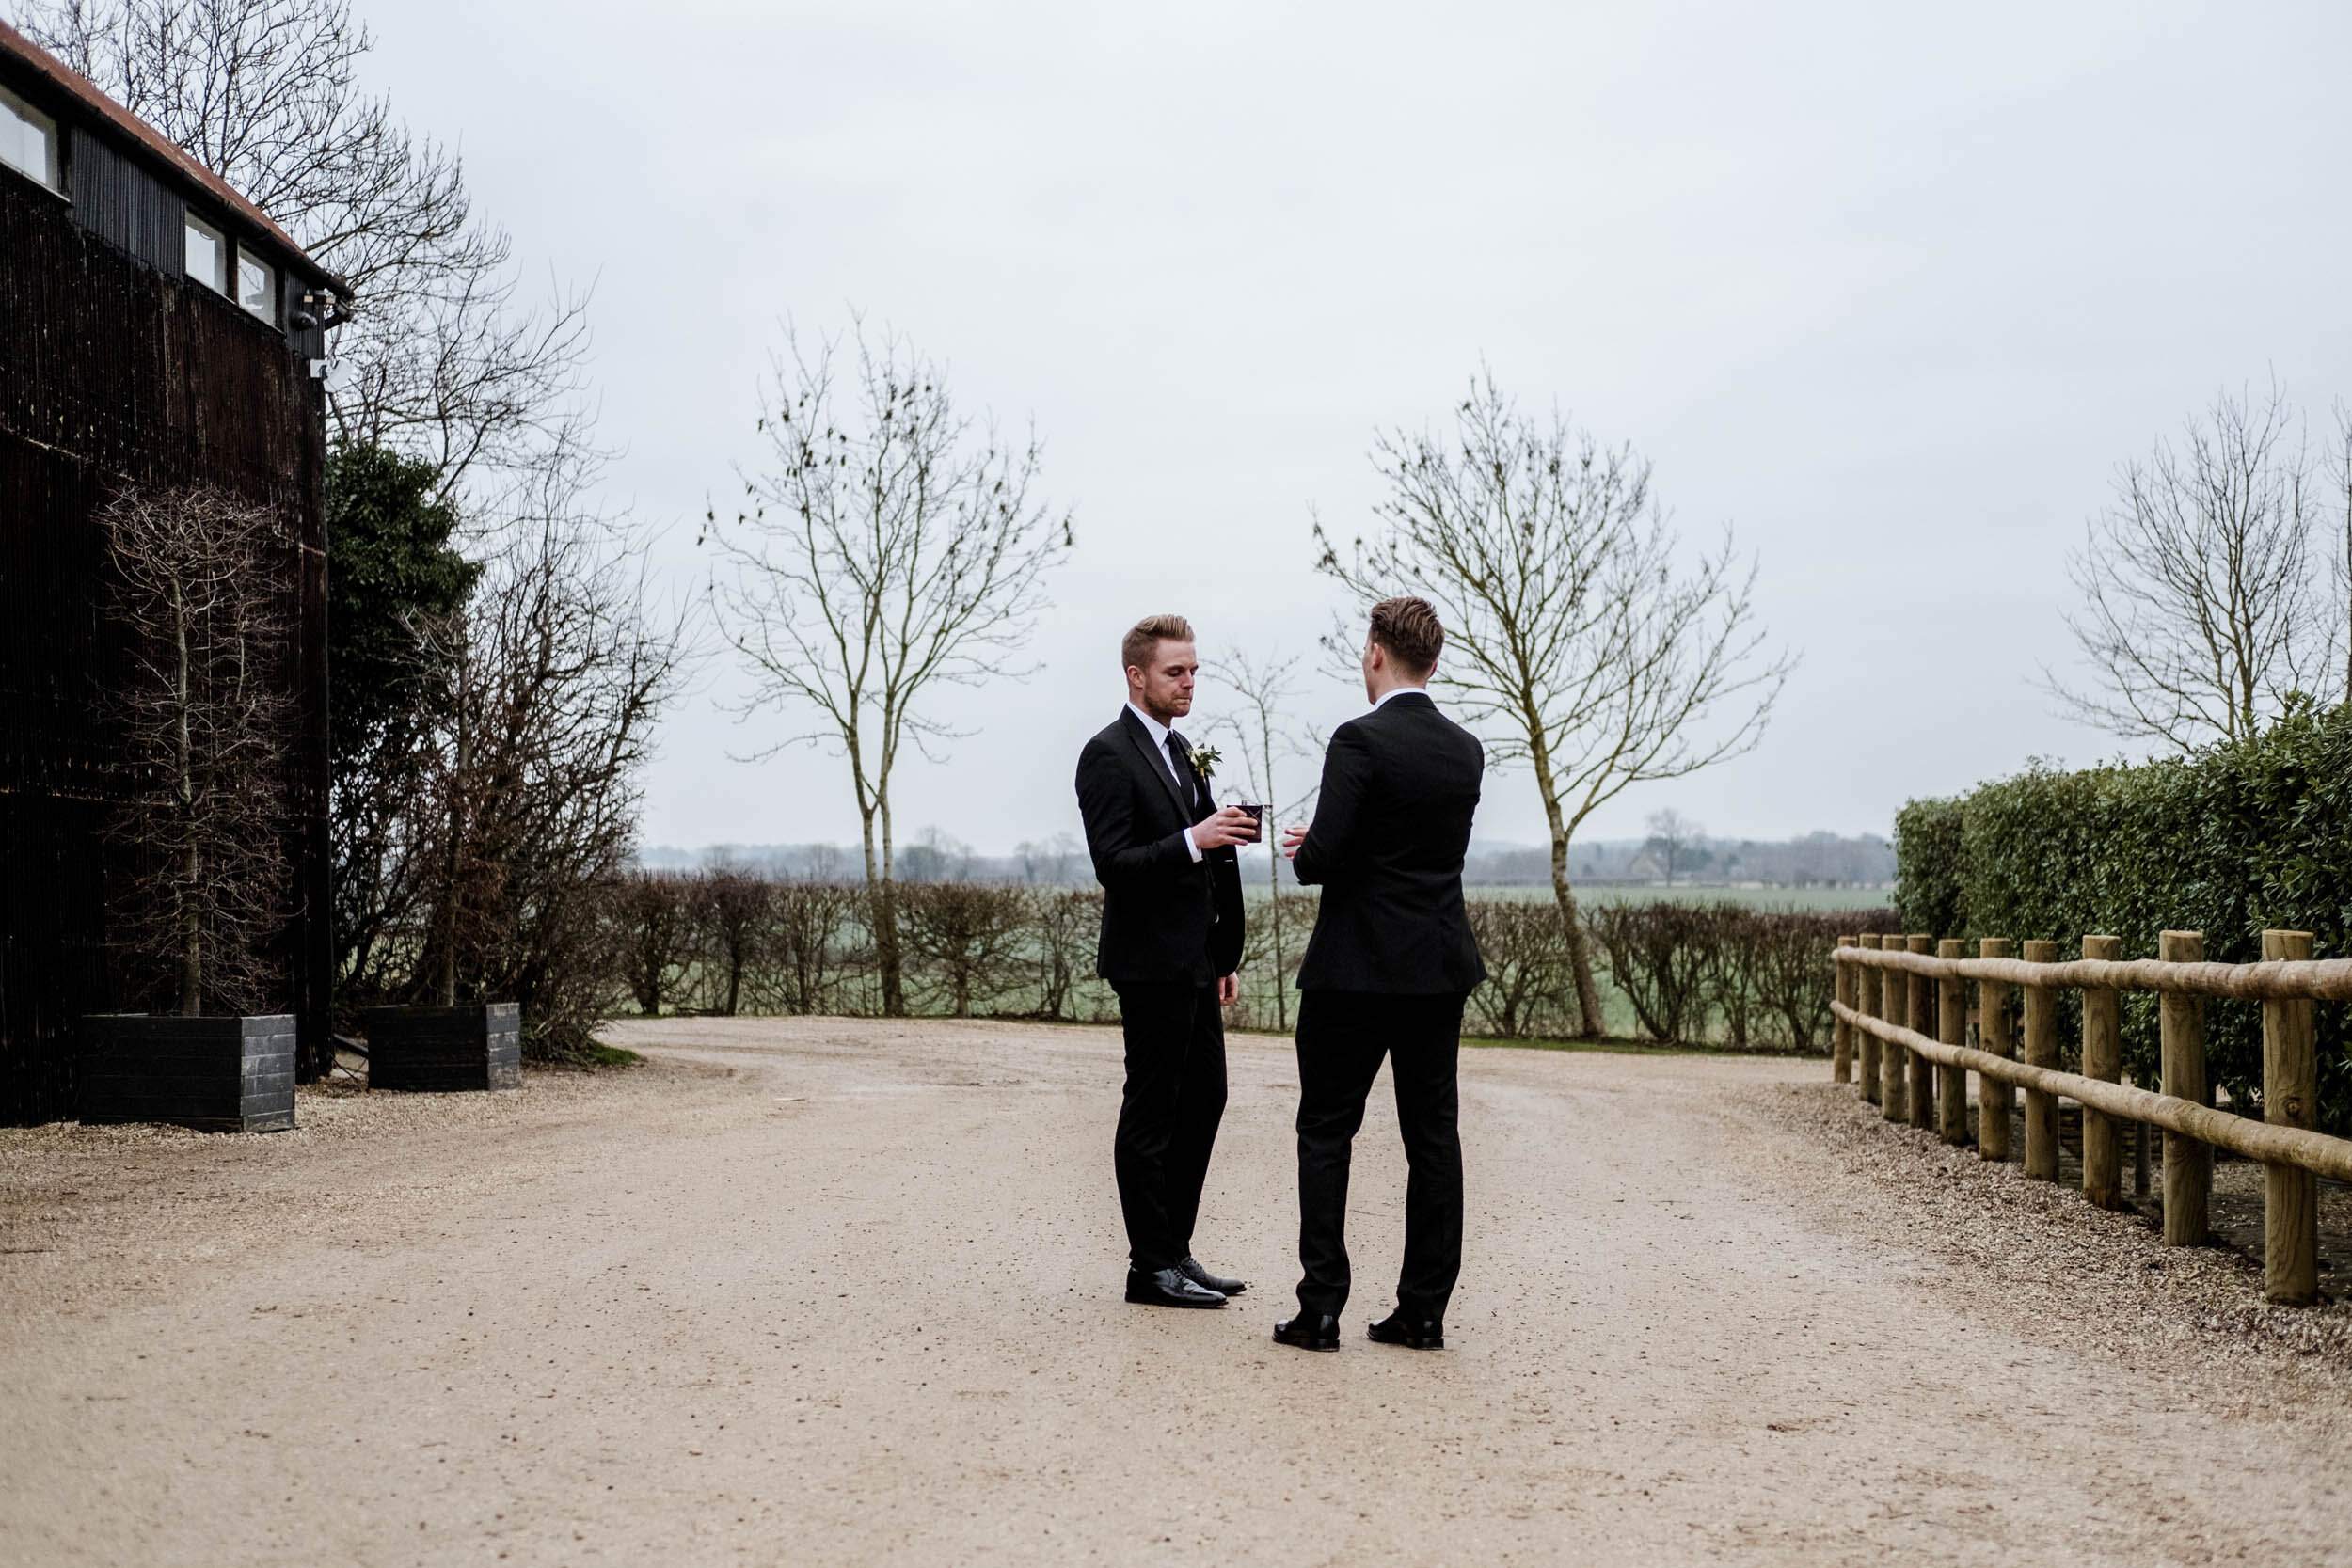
[[631, 831, 1897, 890], [601, 868, 1896, 1052]]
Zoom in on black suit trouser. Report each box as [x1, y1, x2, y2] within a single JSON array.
[[1110, 981, 1228, 1273], [1293, 989, 1466, 1321]]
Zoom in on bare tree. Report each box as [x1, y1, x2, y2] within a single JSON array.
[[411, 449, 693, 1052], [2332, 400, 2352, 706], [1643, 808, 1703, 887], [2045, 383, 2344, 750], [1206, 646, 1319, 1031], [26, 0, 592, 500], [1013, 832, 1085, 885], [707, 322, 1073, 1016], [96, 483, 299, 1016], [1317, 372, 1791, 1037]]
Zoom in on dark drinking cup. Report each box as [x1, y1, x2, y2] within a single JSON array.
[[1235, 802, 1265, 842]]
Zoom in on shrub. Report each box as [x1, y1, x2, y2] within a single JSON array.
[[767, 880, 862, 1015], [613, 870, 693, 1017], [898, 882, 1033, 1019], [1891, 703, 2352, 1129], [1893, 797, 1965, 938], [1589, 901, 1721, 1044], [1589, 900, 1897, 1050], [592, 869, 1899, 1057], [1464, 899, 1573, 1038], [1027, 887, 1102, 1021], [691, 868, 775, 1017]]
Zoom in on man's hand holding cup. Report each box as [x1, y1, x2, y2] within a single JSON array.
[[1192, 804, 1260, 849]]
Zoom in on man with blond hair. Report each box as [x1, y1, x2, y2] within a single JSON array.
[[1275, 596, 1486, 1353], [1074, 614, 1258, 1308]]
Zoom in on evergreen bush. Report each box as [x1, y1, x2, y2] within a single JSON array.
[[1892, 705, 2352, 1129]]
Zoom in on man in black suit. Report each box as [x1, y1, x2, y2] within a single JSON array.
[[1074, 614, 1258, 1308], [1273, 596, 1486, 1352]]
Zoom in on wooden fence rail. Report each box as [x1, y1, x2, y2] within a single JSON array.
[[1830, 931, 2348, 1306]]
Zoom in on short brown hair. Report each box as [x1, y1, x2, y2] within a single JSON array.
[[1367, 596, 1442, 675], [1121, 613, 1195, 673]]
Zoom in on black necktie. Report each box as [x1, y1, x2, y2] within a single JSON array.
[[1164, 730, 1196, 813]]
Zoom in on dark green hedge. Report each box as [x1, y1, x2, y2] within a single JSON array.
[[1894, 704, 2352, 1131]]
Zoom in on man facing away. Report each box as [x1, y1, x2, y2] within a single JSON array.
[[1274, 596, 1486, 1352], [1074, 614, 1260, 1308]]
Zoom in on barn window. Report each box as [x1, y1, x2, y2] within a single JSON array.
[[184, 213, 227, 293], [0, 82, 59, 192], [236, 249, 276, 323]]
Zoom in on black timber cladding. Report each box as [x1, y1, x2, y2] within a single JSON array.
[[64, 127, 183, 274], [0, 125, 332, 1121]]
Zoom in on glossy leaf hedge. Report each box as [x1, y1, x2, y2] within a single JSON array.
[[1895, 705, 2352, 1132]]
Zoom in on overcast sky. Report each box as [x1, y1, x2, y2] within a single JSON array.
[[361, 0, 2352, 856]]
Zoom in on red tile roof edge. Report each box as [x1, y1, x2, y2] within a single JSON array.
[[0, 16, 326, 281]]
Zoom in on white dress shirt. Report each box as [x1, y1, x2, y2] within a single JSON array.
[[1373, 684, 1429, 710], [1127, 703, 1205, 862]]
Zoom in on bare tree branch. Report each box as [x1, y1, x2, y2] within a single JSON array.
[[26, 0, 592, 501], [706, 319, 1073, 1015], [405, 439, 695, 1049], [2043, 381, 2344, 750], [1316, 370, 1793, 1037], [96, 483, 300, 1016], [1205, 645, 1319, 1030]]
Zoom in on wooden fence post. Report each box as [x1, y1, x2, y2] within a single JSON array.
[[1833, 937, 1856, 1084], [1881, 935, 1909, 1124], [1978, 939, 2012, 1162], [2263, 929, 2318, 1305], [1937, 939, 1968, 1145], [1907, 935, 1935, 1131], [2157, 930, 2210, 1245], [1857, 934, 1883, 1104], [2081, 934, 2124, 1210], [2021, 939, 2059, 1180]]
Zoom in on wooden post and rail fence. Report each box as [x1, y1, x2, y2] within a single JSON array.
[[1828, 931, 2348, 1306]]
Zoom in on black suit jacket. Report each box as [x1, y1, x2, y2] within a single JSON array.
[[1293, 691, 1486, 994], [1075, 708, 1246, 986]]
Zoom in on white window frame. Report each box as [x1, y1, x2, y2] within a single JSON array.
[[0, 81, 61, 194], [184, 212, 228, 294], [235, 245, 277, 325]]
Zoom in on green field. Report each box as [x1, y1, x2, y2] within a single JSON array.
[[1465, 883, 1895, 912], [1242, 881, 1893, 912]]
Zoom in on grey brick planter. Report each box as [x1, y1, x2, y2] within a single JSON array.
[[362, 1004, 521, 1092], [79, 1015, 297, 1133]]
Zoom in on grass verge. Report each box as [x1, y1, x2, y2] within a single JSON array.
[[539, 1041, 644, 1070], [1463, 1035, 1759, 1057]]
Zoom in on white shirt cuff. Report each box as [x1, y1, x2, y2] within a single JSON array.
[[1182, 826, 1203, 863]]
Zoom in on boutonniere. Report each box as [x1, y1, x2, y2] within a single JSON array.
[[1187, 744, 1221, 779]]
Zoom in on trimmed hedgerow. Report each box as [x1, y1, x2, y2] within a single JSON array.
[[1892, 704, 2352, 1132]]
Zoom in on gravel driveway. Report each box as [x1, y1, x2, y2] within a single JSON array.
[[3, 1016, 2348, 1565]]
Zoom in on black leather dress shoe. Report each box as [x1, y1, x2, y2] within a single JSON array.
[[1366, 1310, 1443, 1350], [1272, 1313, 1341, 1352], [1125, 1267, 1226, 1308], [1178, 1256, 1247, 1295]]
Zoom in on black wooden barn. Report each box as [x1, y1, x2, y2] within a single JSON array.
[[0, 22, 336, 1122]]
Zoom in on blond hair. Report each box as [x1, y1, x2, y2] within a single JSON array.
[[1121, 613, 1195, 673]]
